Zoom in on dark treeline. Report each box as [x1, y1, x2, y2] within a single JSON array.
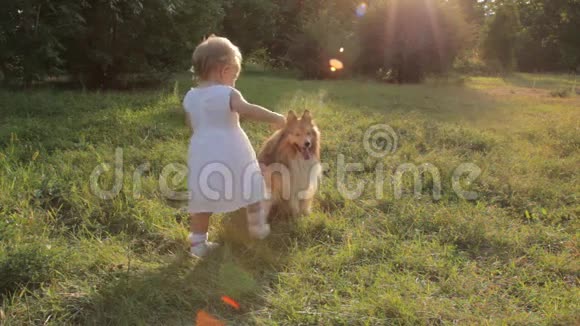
[[1, 0, 578, 87]]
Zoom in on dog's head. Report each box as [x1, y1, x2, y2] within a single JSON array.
[[282, 110, 320, 160]]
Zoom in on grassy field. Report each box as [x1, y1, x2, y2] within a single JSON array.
[[0, 71, 578, 325]]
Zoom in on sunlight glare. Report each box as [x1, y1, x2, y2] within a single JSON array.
[[329, 59, 344, 70], [356, 3, 368, 17]]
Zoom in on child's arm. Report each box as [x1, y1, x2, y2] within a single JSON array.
[[183, 93, 194, 135], [230, 89, 285, 129], [185, 112, 193, 135]]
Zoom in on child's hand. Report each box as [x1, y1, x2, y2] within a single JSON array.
[[271, 115, 286, 131]]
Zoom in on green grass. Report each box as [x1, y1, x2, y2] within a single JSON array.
[[1, 72, 579, 325]]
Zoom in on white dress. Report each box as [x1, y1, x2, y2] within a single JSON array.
[[183, 85, 266, 213]]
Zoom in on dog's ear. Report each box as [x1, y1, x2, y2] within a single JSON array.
[[301, 110, 312, 122], [287, 110, 298, 124]]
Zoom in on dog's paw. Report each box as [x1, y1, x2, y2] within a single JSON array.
[[248, 223, 271, 239]]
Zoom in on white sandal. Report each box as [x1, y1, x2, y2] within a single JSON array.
[[188, 233, 219, 258]]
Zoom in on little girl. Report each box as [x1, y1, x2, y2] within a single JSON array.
[[183, 35, 285, 257]]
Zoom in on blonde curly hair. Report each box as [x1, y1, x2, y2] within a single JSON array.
[[191, 34, 242, 81]]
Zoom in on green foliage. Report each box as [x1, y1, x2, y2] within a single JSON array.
[[0, 244, 59, 297], [454, 0, 487, 25], [64, 0, 225, 89], [287, 14, 357, 79], [356, 0, 474, 83], [0, 0, 83, 86], [222, 0, 279, 56], [483, 1, 521, 71], [286, 0, 359, 79], [287, 0, 474, 82], [0, 0, 226, 89], [453, 51, 492, 75], [516, 0, 580, 72], [1, 0, 578, 86]]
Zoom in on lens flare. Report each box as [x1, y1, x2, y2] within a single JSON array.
[[329, 59, 344, 70], [221, 295, 240, 310], [330, 67, 337, 72], [356, 3, 368, 17], [196, 310, 225, 326]]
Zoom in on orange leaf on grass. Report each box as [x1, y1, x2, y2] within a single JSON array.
[[196, 310, 225, 326], [221, 295, 240, 310]]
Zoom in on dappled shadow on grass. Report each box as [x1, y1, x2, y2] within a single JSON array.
[[240, 75, 504, 127], [0, 86, 183, 156], [501, 73, 577, 91], [0, 89, 164, 121], [329, 83, 502, 124], [76, 209, 298, 325]]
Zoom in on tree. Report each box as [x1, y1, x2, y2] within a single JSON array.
[[556, 0, 580, 70], [0, 0, 83, 86], [515, 0, 580, 72], [454, 0, 487, 25], [482, 0, 521, 71], [63, 0, 225, 89], [286, 0, 360, 78], [357, 0, 473, 83], [222, 0, 279, 57]]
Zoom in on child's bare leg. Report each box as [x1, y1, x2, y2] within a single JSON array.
[[188, 212, 218, 257], [189, 213, 213, 249], [247, 202, 270, 239], [190, 212, 211, 235]]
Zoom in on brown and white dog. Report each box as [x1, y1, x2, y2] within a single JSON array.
[[258, 110, 322, 219]]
